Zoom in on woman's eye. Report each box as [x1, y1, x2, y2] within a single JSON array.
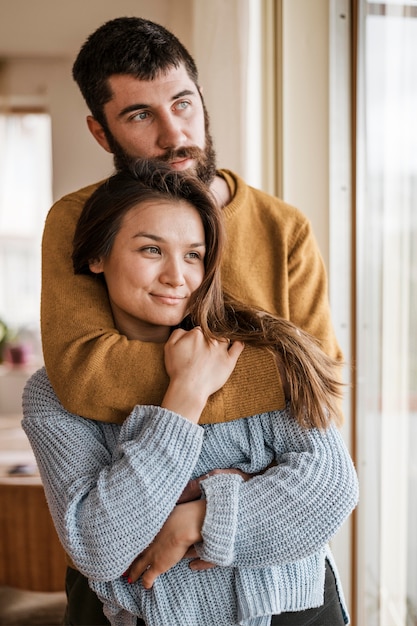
[[142, 246, 160, 254], [185, 251, 201, 260]]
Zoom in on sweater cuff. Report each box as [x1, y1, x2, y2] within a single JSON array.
[[197, 474, 243, 566]]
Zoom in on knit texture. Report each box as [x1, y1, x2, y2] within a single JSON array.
[[40, 170, 341, 424], [22, 368, 358, 626]]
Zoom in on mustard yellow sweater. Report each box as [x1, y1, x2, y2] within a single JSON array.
[[41, 170, 342, 424]]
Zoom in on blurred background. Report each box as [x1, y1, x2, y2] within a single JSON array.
[[0, 2, 416, 625]]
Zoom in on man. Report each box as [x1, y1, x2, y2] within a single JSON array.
[[41, 17, 342, 625]]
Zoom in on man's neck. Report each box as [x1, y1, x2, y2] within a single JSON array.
[[210, 174, 232, 208]]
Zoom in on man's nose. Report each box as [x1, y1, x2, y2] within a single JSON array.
[[156, 114, 186, 150]]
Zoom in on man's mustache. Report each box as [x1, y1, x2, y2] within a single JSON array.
[[160, 146, 206, 162]]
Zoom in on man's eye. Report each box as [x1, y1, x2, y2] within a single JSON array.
[[131, 111, 149, 121], [176, 101, 190, 111]]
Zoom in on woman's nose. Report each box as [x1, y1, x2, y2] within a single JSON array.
[[160, 259, 185, 286]]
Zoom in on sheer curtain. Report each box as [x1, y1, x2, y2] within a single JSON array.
[[356, 2, 417, 624]]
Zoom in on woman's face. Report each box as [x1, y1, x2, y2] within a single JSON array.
[[89, 198, 206, 342]]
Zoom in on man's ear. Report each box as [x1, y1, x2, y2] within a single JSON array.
[[87, 116, 112, 153], [89, 257, 105, 274]]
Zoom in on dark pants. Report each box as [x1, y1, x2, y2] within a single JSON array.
[[63, 561, 345, 626], [63, 566, 113, 626], [271, 562, 345, 625]]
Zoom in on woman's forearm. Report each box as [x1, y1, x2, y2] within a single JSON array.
[[197, 419, 359, 568], [126, 500, 206, 588], [22, 370, 204, 581]]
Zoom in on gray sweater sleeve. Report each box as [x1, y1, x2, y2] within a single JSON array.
[[22, 368, 204, 581], [197, 409, 359, 567]]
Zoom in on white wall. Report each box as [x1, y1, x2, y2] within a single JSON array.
[[0, 0, 333, 251], [281, 0, 330, 265], [0, 0, 173, 57], [192, 0, 249, 176]]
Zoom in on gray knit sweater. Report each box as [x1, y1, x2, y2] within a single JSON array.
[[22, 368, 358, 626]]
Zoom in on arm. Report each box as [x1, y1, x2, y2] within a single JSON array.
[[221, 178, 343, 363], [286, 217, 343, 362], [22, 368, 204, 581], [41, 190, 285, 423], [22, 331, 243, 581], [128, 410, 358, 585], [196, 412, 359, 568]]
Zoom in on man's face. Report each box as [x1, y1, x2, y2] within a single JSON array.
[[89, 65, 217, 183]]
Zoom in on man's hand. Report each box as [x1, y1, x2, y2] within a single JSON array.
[[126, 500, 206, 589]]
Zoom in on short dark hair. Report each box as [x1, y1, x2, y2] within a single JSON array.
[[72, 17, 199, 127]]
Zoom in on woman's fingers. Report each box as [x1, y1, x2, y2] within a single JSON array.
[[126, 554, 150, 584], [189, 558, 216, 571]]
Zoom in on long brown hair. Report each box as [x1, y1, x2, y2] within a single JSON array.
[[73, 160, 343, 429], [198, 301, 343, 429], [72, 159, 225, 323]]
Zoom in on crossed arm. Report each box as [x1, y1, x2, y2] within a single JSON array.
[[130, 468, 252, 589], [22, 329, 358, 592]]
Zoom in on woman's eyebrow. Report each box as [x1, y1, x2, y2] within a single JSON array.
[[132, 231, 206, 249], [131, 231, 163, 241]]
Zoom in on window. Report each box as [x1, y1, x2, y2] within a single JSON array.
[[0, 110, 52, 362], [355, 2, 417, 623]]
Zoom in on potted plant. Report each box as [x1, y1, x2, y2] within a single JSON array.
[[0, 318, 9, 364]]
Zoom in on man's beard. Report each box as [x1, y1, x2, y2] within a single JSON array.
[[104, 109, 217, 185]]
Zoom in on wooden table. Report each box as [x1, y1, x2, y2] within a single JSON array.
[[0, 413, 38, 476], [0, 413, 67, 592]]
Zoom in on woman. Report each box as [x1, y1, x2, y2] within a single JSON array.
[[22, 161, 358, 626]]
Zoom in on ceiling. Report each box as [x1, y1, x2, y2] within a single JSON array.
[[0, 0, 171, 58]]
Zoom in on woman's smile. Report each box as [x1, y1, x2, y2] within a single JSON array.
[[89, 198, 206, 342]]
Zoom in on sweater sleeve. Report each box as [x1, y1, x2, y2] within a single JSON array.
[[21, 368, 204, 581], [221, 172, 343, 368], [286, 217, 343, 363], [197, 410, 359, 567], [41, 190, 285, 424]]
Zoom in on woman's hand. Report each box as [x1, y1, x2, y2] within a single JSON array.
[[162, 327, 244, 423], [126, 500, 206, 589]]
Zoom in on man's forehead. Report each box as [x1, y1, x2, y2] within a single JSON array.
[[107, 65, 196, 97]]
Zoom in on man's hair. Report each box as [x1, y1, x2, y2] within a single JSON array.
[[72, 17, 199, 127]]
